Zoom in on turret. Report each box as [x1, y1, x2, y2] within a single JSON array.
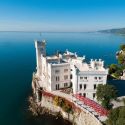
[[35, 40, 46, 75], [90, 59, 104, 70]]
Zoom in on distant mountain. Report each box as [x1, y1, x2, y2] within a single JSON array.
[[99, 28, 125, 35]]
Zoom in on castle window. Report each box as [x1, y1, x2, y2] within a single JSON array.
[[94, 84, 96, 89], [56, 84, 59, 90], [56, 76, 60, 81], [84, 77, 87, 80], [70, 82, 72, 87], [64, 83, 68, 87], [99, 77, 102, 80], [83, 93, 86, 97], [84, 84, 86, 90], [94, 77, 97, 80], [55, 70, 60, 73], [64, 75, 68, 80], [79, 84, 82, 90], [64, 69, 68, 72], [70, 74, 73, 79], [93, 93, 96, 98], [80, 77, 83, 79]]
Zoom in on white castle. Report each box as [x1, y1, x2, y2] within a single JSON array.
[[34, 40, 108, 100]]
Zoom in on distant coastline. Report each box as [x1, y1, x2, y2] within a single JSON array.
[[98, 28, 125, 35], [1, 27, 125, 34]]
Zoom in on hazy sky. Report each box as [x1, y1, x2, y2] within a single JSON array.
[[0, 0, 125, 32]]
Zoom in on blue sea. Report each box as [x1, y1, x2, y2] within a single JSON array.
[[0, 32, 125, 125]]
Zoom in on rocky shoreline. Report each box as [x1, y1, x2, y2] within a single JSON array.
[[28, 96, 72, 125]]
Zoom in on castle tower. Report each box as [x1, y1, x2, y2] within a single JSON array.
[[35, 40, 46, 76]]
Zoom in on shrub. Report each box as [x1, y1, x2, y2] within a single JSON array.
[[96, 84, 118, 109], [120, 44, 125, 51]]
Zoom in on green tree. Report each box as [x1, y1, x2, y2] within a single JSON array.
[[96, 84, 118, 109], [119, 107, 125, 118], [106, 107, 125, 125], [106, 108, 120, 125], [109, 64, 118, 74], [118, 54, 125, 64], [120, 44, 125, 51], [116, 117, 125, 125]]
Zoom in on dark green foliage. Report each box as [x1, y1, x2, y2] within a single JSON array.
[[121, 65, 125, 70], [108, 108, 119, 124], [109, 64, 123, 79], [113, 70, 123, 79], [106, 108, 120, 125], [53, 96, 73, 114], [96, 84, 118, 109], [118, 54, 125, 64], [119, 107, 125, 118], [58, 98, 65, 107], [62, 103, 72, 113], [118, 44, 125, 64], [109, 44, 125, 79], [109, 64, 118, 74], [120, 44, 125, 51], [106, 107, 125, 125], [116, 117, 125, 125]]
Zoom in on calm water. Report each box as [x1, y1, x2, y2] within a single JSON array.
[[0, 32, 125, 125]]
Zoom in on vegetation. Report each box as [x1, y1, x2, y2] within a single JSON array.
[[120, 44, 125, 51], [96, 84, 118, 109], [109, 64, 123, 79], [109, 44, 125, 79], [118, 54, 125, 65], [96, 84, 125, 125], [53, 96, 73, 114], [106, 98, 125, 125], [117, 44, 125, 65], [109, 64, 119, 75]]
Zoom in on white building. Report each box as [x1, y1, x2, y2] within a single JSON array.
[[34, 40, 108, 100]]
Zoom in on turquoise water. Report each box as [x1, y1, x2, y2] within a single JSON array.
[[0, 32, 125, 125]]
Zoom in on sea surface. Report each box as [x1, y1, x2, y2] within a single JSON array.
[[0, 32, 125, 125]]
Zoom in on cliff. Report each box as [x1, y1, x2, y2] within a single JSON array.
[[30, 76, 104, 125]]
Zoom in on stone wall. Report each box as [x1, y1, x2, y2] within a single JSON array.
[[39, 94, 102, 125]]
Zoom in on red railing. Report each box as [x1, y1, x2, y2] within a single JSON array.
[[41, 91, 108, 116], [42, 90, 81, 112], [42, 90, 55, 98], [74, 94, 109, 116]]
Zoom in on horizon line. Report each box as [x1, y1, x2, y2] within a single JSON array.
[[0, 31, 96, 33], [0, 27, 124, 33]]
